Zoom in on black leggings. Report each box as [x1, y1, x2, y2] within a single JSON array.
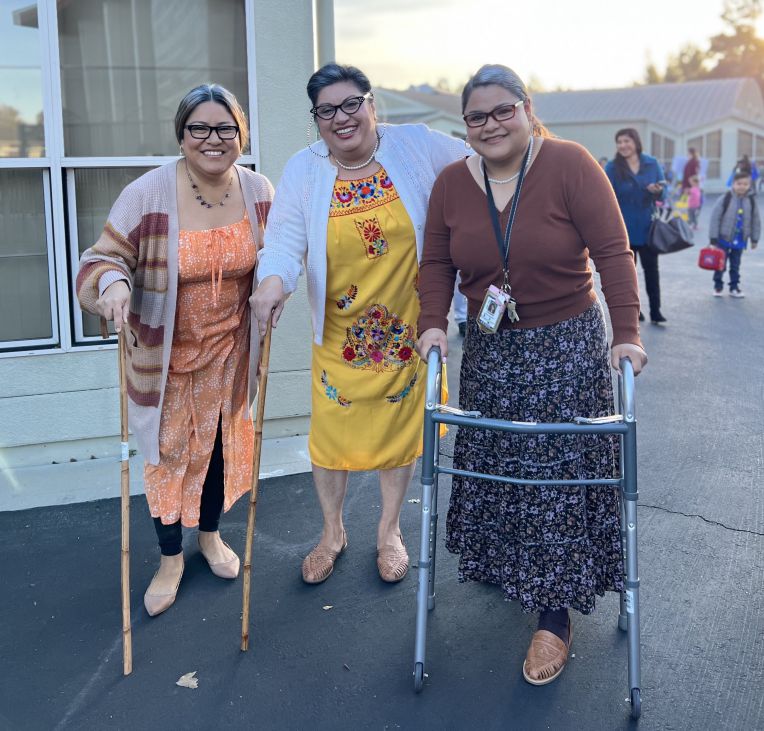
[[153, 418, 225, 556]]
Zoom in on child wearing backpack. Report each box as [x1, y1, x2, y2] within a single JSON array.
[[709, 171, 760, 297]]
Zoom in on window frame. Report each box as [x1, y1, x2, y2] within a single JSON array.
[[0, 0, 260, 357]]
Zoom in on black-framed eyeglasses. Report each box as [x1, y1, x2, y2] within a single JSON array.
[[185, 124, 240, 140], [463, 100, 524, 128], [311, 92, 373, 120]]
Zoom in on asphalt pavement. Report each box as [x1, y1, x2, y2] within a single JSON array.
[[1, 196, 762, 731]]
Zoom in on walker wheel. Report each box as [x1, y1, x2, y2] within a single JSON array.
[[414, 662, 424, 693], [630, 688, 641, 719]]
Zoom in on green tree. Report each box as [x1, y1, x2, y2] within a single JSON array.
[[707, 0, 764, 86]]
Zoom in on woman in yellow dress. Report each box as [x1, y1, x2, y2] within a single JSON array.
[[252, 64, 466, 584]]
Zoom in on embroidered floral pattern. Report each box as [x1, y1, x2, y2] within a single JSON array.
[[386, 373, 419, 403], [341, 304, 416, 372], [355, 215, 389, 259], [336, 284, 359, 310], [321, 370, 351, 407], [329, 168, 399, 216]]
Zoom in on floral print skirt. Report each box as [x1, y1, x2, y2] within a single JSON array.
[[446, 302, 624, 614]]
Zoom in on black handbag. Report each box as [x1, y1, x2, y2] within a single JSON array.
[[647, 208, 694, 254]]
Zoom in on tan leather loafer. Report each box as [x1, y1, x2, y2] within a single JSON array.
[[144, 567, 184, 617], [199, 536, 240, 579], [302, 533, 347, 584], [377, 542, 409, 583], [522, 621, 573, 685]]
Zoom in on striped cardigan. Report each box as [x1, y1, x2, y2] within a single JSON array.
[[77, 161, 273, 464]]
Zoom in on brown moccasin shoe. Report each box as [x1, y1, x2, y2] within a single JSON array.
[[302, 533, 347, 584], [522, 621, 573, 686], [376, 542, 409, 583]]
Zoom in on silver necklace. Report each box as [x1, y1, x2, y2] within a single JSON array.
[[334, 134, 380, 171], [480, 135, 534, 184], [185, 163, 232, 208]]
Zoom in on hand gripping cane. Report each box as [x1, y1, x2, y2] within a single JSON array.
[[101, 318, 132, 675], [241, 318, 273, 651]]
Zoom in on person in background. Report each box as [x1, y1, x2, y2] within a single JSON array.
[[682, 146, 700, 192], [710, 171, 760, 298], [77, 84, 273, 617], [452, 274, 468, 336], [251, 63, 467, 585], [417, 63, 647, 687], [726, 154, 759, 194], [687, 175, 702, 230], [605, 128, 668, 324], [598, 156, 609, 169]]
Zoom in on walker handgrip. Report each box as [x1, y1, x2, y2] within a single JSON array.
[[618, 357, 636, 421], [425, 346, 442, 408]]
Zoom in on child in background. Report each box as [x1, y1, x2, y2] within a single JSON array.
[[709, 172, 760, 298], [687, 175, 702, 230]]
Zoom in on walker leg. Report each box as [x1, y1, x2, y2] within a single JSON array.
[[623, 419, 642, 716], [427, 433, 441, 611]]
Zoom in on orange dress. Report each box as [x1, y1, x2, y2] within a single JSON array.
[[144, 214, 256, 526]]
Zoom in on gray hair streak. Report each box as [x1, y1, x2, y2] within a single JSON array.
[[174, 84, 249, 152], [307, 63, 371, 107], [461, 64, 551, 137]]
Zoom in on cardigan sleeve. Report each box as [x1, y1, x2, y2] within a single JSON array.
[[425, 126, 469, 175], [257, 154, 308, 293], [566, 147, 641, 347], [417, 171, 457, 335], [76, 182, 143, 315]]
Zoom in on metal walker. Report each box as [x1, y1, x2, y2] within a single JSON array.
[[413, 347, 642, 720]]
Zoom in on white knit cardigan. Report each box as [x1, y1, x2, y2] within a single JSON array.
[[257, 123, 468, 344]]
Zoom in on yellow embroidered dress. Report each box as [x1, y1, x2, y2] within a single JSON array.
[[310, 166, 426, 470]]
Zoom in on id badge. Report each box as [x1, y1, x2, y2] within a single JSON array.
[[477, 285, 507, 333]]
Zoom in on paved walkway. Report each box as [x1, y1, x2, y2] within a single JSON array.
[[1, 197, 763, 730]]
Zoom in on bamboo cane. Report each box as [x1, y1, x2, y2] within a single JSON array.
[[241, 318, 273, 651], [101, 318, 132, 675]]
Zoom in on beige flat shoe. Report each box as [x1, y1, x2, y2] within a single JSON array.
[[198, 536, 240, 579], [522, 621, 573, 686], [377, 541, 409, 583], [302, 532, 348, 584], [144, 567, 184, 617]]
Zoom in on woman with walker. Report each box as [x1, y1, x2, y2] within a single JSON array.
[[416, 64, 647, 686], [77, 84, 273, 617], [251, 63, 466, 585]]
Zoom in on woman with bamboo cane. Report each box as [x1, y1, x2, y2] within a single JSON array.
[[77, 84, 273, 617], [251, 63, 467, 585]]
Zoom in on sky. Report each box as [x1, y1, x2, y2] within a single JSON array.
[[334, 0, 757, 92]]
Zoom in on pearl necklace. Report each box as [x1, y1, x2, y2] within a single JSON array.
[[480, 135, 534, 184], [185, 163, 232, 208], [333, 134, 380, 171]]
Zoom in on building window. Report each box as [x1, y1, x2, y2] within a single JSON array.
[[1, 3, 45, 158], [738, 130, 754, 159], [705, 130, 721, 179], [0, 0, 253, 354], [0, 169, 56, 346], [57, 0, 248, 157]]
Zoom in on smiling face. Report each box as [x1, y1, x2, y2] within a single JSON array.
[[314, 80, 377, 164], [616, 134, 638, 160], [181, 101, 241, 180], [463, 84, 531, 167]]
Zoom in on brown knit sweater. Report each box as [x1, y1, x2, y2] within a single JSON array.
[[418, 138, 641, 347]]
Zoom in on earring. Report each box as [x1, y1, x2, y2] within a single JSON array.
[[306, 114, 329, 158], [179, 145, 184, 157], [465, 140, 471, 149]]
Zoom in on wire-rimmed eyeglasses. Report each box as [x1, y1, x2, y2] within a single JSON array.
[[311, 92, 373, 120], [185, 124, 240, 140], [463, 100, 524, 128]]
